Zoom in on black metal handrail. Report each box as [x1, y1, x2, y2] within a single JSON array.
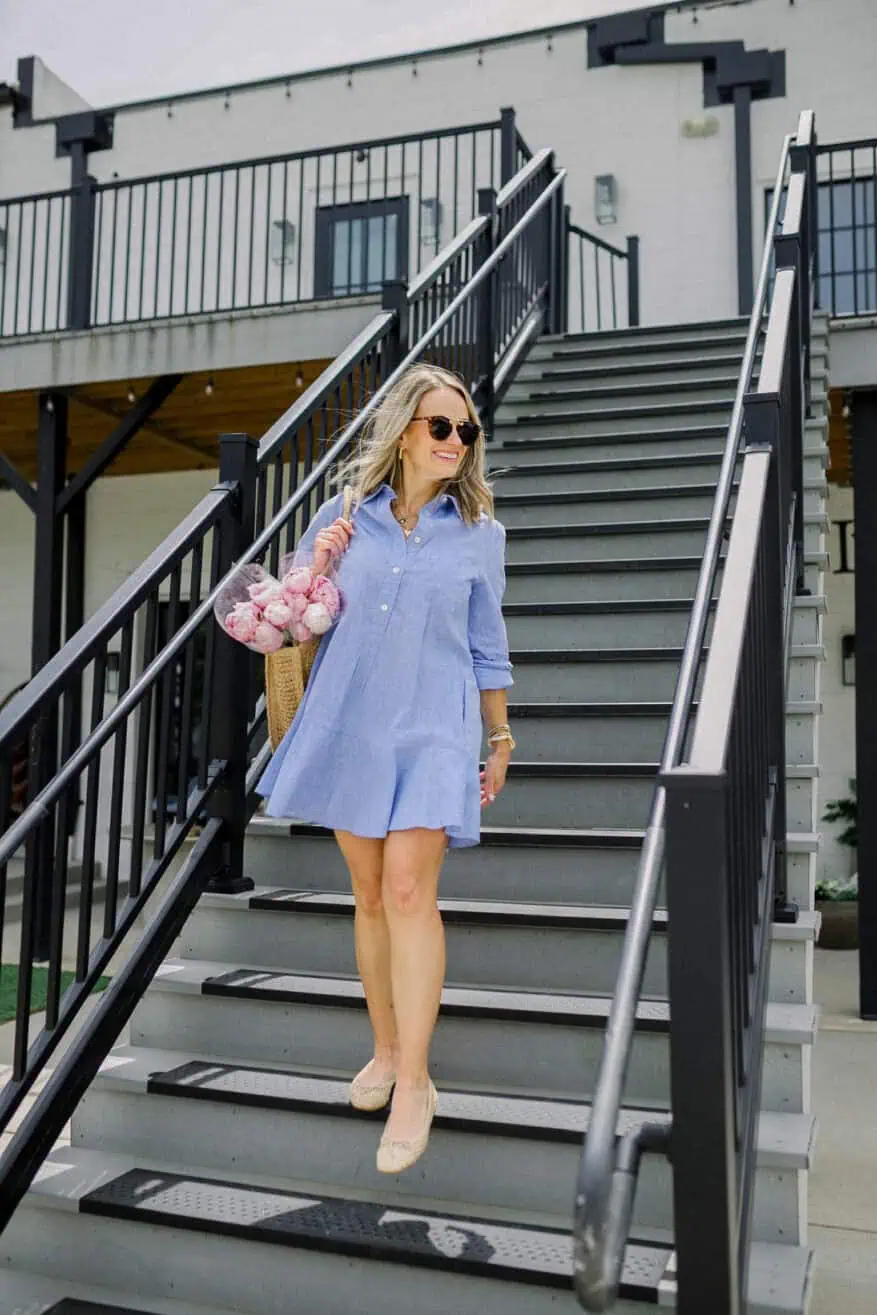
[[572, 109, 815, 1314], [566, 221, 639, 332], [0, 188, 71, 337], [0, 146, 567, 1232]]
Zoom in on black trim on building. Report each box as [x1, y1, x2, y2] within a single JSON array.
[[13, 56, 34, 126], [852, 389, 877, 1020]]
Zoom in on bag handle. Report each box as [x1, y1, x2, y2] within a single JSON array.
[[341, 484, 355, 522]]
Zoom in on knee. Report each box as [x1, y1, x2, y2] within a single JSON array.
[[383, 867, 434, 919], [351, 871, 384, 916]]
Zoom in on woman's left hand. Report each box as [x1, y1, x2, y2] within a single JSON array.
[[480, 745, 511, 808]]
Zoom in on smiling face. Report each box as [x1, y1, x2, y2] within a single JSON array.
[[399, 386, 474, 486]]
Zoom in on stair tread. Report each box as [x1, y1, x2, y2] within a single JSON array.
[[0, 1269, 227, 1315], [93, 1044, 816, 1168], [199, 885, 819, 943], [258, 817, 648, 848], [148, 958, 818, 1042], [494, 482, 735, 504], [28, 1146, 672, 1299]]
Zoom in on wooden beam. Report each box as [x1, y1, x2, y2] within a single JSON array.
[[67, 388, 216, 465], [0, 450, 37, 511], [58, 374, 184, 511]]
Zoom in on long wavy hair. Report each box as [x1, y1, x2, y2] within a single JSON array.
[[332, 363, 494, 526]]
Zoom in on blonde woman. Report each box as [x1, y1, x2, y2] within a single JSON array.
[[257, 363, 515, 1174]]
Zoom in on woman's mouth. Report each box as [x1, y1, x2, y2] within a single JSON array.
[[434, 450, 459, 463]]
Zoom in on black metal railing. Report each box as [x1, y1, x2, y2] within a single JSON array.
[[0, 145, 566, 1232], [0, 189, 71, 337], [0, 110, 536, 339], [573, 110, 815, 1315], [565, 222, 639, 332], [814, 136, 877, 317]]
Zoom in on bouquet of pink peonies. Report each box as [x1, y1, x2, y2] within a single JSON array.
[[214, 560, 345, 655]]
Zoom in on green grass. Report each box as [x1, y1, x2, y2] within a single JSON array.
[[0, 964, 111, 1025]]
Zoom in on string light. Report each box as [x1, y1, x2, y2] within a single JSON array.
[[295, 368, 304, 389], [205, 377, 214, 396], [127, 385, 136, 404]]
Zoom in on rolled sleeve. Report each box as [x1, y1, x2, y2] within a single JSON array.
[[468, 518, 514, 691]]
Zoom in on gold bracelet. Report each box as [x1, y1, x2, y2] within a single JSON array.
[[487, 730, 516, 751]]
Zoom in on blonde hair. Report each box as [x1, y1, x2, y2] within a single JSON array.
[[332, 363, 494, 526]]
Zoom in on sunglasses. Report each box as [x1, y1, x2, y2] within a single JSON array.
[[411, 415, 481, 447]]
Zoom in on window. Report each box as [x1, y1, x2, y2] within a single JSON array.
[[315, 197, 409, 298], [766, 174, 877, 317]]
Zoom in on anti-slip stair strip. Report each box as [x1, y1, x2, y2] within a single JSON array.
[[44, 1304, 156, 1315], [79, 1165, 672, 1297], [245, 889, 669, 932], [198, 967, 671, 1029]]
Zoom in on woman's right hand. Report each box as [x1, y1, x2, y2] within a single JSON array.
[[312, 517, 354, 576]]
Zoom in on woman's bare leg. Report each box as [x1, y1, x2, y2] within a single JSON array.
[[334, 829, 396, 1076], [380, 826, 448, 1140]]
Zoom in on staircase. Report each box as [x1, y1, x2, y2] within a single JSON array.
[[0, 317, 826, 1315]]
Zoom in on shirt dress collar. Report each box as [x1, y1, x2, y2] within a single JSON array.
[[360, 482, 464, 520]]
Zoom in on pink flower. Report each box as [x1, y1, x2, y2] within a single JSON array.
[[286, 594, 308, 621], [250, 621, 286, 654], [309, 575, 341, 618], [281, 567, 314, 597], [262, 600, 293, 628], [303, 602, 333, 635], [291, 621, 312, 644], [248, 580, 286, 608], [224, 602, 261, 643]]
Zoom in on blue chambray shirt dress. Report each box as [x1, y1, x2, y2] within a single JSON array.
[[256, 481, 514, 847]]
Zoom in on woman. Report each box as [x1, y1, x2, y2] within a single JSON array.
[[257, 363, 515, 1175]]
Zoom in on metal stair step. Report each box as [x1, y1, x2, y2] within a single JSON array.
[[0, 1270, 227, 1315], [13, 1145, 673, 1315], [76, 1043, 814, 1240], [181, 888, 817, 1003], [514, 352, 760, 383], [489, 447, 826, 493], [134, 960, 817, 1111]]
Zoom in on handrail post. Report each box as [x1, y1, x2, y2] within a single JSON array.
[[662, 765, 741, 1315], [743, 392, 794, 918], [475, 187, 497, 438], [381, 279, 409, 375], [66, 174, 97, 331], [204, 432, 259, 895], [626, 236, 641, 328], [547, 171, 566, 336], [499, 107, 517, 185], [563, 205, 572, 336]]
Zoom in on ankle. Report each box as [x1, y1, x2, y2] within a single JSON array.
[[373, 1044, 398, 1065], [393, 1071, 431, 1092]]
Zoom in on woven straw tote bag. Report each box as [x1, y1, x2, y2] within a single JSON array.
[[265, 484, 354, 751]]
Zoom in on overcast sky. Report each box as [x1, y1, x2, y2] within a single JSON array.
[[1, 0, 649, 107]]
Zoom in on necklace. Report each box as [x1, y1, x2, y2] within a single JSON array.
[[393, 501, 417, 536]]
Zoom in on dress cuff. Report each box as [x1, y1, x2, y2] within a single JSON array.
[[474, 664, 514, 691]]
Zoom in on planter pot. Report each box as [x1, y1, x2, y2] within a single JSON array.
[[816, 900, 859, 950]]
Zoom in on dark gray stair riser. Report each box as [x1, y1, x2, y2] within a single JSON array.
[[178, 905, 668, 997], [496, 490, 733, 527], [504, 559, 822, 604], [491, 458, 728, 495], [504, 609, 709, 649], [504, 604, 819, 650], [501, 385, 740, 417], [494, 407, 734, 439], [512, 356, 756, 385], [487, 712, 672, 761], [529, 324, 750, 355], [2, 1204, 647, 1315], [489, 452, 825, 495], [492, 430, 730, 463], [130, 988, 807, 1113], [71, 1088, 800, 1245], [504, 526, 713, 562], [244, 832, 654, 906], [507, 656, 698, 702], [504, 568, 707, 604]]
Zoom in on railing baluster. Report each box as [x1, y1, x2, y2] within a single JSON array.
[[43, 682, 80, 1030], [153, 566, 182, 858], [128, 595, 158, 901]]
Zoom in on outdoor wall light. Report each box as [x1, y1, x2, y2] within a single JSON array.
[[842, 634, 856, 687], [594, 175, 618, 226], [270, 219, 296, 266], [0, 226, 6, 269], [105, 651, 121, 696]]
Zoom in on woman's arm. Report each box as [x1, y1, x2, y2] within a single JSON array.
[[468, 519, 514, 808]]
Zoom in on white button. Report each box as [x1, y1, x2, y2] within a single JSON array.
[[380, 603, 389, 612], [392, 566, 400, 574], [414, 536, 421, 543]]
